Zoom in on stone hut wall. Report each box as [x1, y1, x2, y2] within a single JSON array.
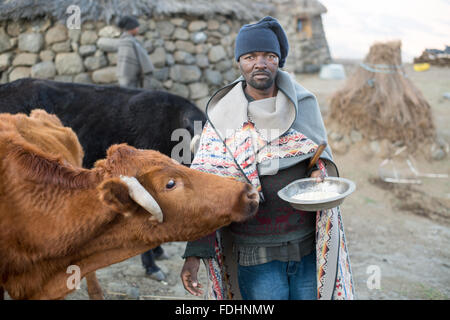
[[271, 2, 331, 73], [292, 14, 331, 73], [0, 15, 244, 111]]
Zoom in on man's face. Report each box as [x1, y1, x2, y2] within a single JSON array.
[[238, 52, 279, 90]]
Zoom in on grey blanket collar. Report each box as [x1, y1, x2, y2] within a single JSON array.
[[207, 70, 297, 140]]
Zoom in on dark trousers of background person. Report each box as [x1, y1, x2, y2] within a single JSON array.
[[141, 246, 166, 281]]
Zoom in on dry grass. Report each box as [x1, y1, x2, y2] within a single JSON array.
[[328, 41, 436, 149]]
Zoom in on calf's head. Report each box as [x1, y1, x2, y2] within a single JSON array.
[[96, 144, 259, 244]]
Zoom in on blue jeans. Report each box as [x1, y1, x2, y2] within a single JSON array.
[[237, 251, 317, 300]]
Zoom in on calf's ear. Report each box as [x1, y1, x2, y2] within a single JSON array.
[[97, 177, 138, 216], [106, 144, 136, 158], [119, 176, 164, 223], [98, 176, 164, 223]]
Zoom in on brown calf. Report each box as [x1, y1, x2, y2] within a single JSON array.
[[0, 110, 106, 299], [0, 112, 259, 299]]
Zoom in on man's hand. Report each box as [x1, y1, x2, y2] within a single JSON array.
[[310, 169, 325, 183], [180, 256, 203, 296]]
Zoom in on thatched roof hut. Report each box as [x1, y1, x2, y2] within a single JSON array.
[[0, 0, 273, 23], [267, 0, 330, 72]]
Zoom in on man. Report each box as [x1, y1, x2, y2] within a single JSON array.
[[116, 16, 154, 89], [116, 16, 166, 281], [180, 16, 354, 300]]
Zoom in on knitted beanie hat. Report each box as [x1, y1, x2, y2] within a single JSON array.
[[118, 16, 140, 31], [235, 16, 289, 68]]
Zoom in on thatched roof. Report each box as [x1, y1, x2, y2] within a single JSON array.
[[0, 0, 275, 23]]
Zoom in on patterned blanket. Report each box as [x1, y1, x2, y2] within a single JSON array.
[[191, 120, 355, 300]]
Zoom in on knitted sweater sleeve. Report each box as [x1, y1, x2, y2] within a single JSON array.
[[182, 232, 216, 259]]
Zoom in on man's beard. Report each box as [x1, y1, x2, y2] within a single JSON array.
[[247, 71, 275, 90]]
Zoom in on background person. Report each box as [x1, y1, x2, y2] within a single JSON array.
[[116, 16, 154, 89]]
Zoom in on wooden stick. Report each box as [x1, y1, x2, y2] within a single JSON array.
[[307, 142, 327, 170]]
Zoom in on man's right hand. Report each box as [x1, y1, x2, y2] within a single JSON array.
[[180, 256, 203, 297], [310, 169, 325, 183]]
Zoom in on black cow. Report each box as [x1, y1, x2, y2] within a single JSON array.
[[0, 78, 206, 168]]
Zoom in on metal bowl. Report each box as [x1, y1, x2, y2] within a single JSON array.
[[277, 177, 356, 211]]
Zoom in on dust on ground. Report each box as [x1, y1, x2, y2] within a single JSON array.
[[66, 62, 450, 300]]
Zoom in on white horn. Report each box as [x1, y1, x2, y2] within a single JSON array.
[[119, 175, 163, 223]]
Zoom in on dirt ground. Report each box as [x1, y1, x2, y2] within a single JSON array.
[[61, 62, 448, 300]]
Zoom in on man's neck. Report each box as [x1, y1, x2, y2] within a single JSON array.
[[244, 84, 278, 101]]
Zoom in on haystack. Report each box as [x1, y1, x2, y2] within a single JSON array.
[[328, 41, 436, 149]]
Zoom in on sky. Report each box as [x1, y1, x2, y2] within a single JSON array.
[[319, 0, 450, 62]]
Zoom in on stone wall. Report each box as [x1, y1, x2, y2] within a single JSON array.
[[0, 12, 331, 110], [266, 0, 331, 73], [294, 15, 331, 73], [0, 15, 244, 111]]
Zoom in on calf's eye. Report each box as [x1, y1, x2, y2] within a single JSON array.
[[166, 179, 176, 189]]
